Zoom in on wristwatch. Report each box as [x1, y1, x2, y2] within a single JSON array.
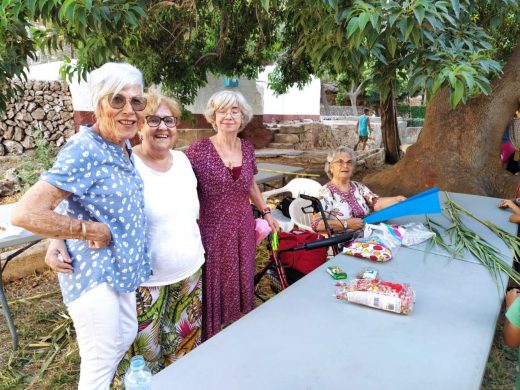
[[261, 207, 272, 217]]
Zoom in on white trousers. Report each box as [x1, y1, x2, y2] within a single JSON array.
[[67, 283, 137, 390]]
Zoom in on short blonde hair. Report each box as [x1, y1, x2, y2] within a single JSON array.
[[143, 88, 182, 121], [324, 147, 357, 179], [88, 62, 144, 115], [204, 90, 253, 132]]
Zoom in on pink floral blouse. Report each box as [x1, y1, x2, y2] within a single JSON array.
[[311, 181, 379, 231]]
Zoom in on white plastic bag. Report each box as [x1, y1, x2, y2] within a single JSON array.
[[363, 223, 405, 249], [401, 223, 435, 247]]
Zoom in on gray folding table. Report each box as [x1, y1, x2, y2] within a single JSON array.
[[152, 192, 515, 389], [255, 162, 305, 185], [0, 203, 42, 350]]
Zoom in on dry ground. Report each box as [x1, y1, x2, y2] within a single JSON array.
[[0, 155, 517, 389]]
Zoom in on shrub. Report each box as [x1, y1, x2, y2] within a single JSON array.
[[397, 105, 426, 119], [16, 138, 57, 191], [335, 88, 347, 105], [407, 118, 424, 127]]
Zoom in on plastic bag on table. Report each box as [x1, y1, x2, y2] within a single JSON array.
[[401, 222, 435, 247], [363, 223, 405, 249], [335, 279, 415, 315]]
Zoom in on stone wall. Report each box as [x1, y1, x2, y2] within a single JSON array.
[[0, 80, 75, 155], [400, 126, 422, 144]]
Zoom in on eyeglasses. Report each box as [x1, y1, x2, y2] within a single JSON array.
[[216, 108, 242, 118], [331, 159, 353, 166], [107, 94, 147, 111], [145, 115, 177, 128]]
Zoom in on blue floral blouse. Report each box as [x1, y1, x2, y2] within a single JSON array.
[[41, 126, 150, 304]]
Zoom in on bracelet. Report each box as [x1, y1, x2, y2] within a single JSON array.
[[81, 222, 87, 241], [261, 207, 271, 217]]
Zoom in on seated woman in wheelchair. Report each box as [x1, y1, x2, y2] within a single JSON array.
[[311, 147, 405, 234]]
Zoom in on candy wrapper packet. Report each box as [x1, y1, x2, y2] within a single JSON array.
[[335, 279, 415, 315]]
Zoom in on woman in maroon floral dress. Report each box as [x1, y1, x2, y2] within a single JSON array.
[[185, 90, 278, 340]]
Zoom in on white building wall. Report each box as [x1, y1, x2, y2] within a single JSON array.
[[186, 66, 320, 117], [257, 65, 321, 116], [185, 75, 263, 114], [27, 62, 321, 117]]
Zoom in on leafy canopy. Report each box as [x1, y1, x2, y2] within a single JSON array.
[[267, 0, 519, 108], [0, 0, 282, 111]]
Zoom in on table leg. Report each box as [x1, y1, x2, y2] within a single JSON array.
[[0, 275, 18, 350], [0, 239, 41, 351]]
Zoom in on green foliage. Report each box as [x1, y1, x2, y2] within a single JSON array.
[[406, 118, 424, 127], [335, 88, 347, 105], [397, 105, 426, 119], [0, 0, 149, 110], [269, 0, 519, 109], [0, 1, 282, 109], [16, 138, 57, 191]]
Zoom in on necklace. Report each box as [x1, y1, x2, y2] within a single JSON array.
[[211, 136, 241, 169]]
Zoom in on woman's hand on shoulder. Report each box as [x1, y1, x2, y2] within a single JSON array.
[[45, 239, 73, 274]]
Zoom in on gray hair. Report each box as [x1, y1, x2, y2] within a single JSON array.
[[88, 62, 144, 113], [324, 146, 357, 179], [204, 90, 253, 132]]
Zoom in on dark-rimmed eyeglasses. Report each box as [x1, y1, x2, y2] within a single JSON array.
[[145, 115, 177, 128], [107, 94, 147, 111]]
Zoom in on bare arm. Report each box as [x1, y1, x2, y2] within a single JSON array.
[[11, 180, 111, 248], [367, 117, 373, 132], [504, 289, 520, 348], [249, 181, 279, 232], [373, 195, 406, 211], [313, 218, 364, 234]]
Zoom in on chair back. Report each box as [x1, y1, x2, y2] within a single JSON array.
[[261, 178, 321, 200], [289, 197, 315, 232]]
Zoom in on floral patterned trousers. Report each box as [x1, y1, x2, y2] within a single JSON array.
[[115, 267, 203, 383]]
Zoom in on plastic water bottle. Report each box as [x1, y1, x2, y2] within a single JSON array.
[[124, 355, 152, 390]]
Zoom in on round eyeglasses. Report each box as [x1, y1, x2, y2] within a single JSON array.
[[107, 94, 147, 111], [331, 159, 353, 166], [216, 108, 242, 118], [145, 115, 177, 128]]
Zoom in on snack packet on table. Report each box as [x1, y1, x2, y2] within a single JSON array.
[[335, 279, 415, 315]]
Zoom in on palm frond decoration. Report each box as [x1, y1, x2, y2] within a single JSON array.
[[425, 193, 520, 289]]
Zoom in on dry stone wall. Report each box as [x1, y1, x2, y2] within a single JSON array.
[[0, 80, 75, 156]]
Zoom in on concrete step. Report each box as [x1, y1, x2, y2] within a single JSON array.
[[267, 142, 295, 149], [255, 148, 303, 158]]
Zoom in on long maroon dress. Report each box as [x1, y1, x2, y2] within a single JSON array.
[[185, 138, 257, 340]]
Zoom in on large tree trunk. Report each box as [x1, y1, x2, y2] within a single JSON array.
[[364, 43, 520, 198], [380, 89, 401, 163]]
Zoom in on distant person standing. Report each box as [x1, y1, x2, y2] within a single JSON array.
[[354, 108, 373, 151]]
